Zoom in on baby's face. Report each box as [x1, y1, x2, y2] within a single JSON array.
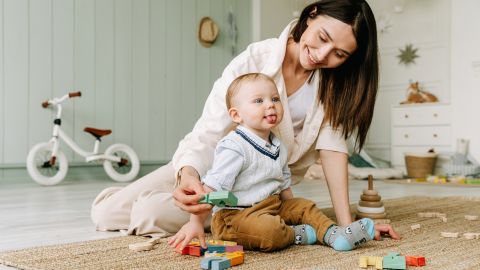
[[231, 79, 284, 135]]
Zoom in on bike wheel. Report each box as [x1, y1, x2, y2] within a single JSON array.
[[103, 143, 140, 182], [26, 142, 68, 186]]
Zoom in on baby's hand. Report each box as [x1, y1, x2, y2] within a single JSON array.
[[374, 223, 401, 240], [168, 220, 207, 250]]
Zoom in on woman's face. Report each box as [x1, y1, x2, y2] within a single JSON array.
[[299, 15, 357, 69]]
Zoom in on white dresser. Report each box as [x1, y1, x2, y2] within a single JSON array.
[[390, 103, 452, 173]]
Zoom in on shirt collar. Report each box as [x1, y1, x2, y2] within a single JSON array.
[[235, 126, 281, 160]]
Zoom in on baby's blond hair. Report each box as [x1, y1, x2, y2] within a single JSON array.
[[225, 73, 276, 110]]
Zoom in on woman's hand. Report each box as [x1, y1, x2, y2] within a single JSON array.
[[172, 166, 212, 215], [374, 224, 401, 240], [168, 220, 207, 250]]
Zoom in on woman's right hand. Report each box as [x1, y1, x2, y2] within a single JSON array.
[[172, 166, 212, 215]]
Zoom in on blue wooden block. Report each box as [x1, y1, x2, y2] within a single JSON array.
[[383, 252, 406, 270], [211, 258, 231, 270], [200, 257, 224, 269], [207, 245, 226, 253]]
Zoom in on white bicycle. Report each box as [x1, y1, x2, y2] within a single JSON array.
[[26, 91, 140, 186]]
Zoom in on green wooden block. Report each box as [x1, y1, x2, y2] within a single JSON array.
[[198, 191, 238, 207], [383, 252, 406, 270], [466, 178, 480, 185]]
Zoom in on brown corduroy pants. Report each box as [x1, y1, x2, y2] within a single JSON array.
[[211, 195, 335, 252]]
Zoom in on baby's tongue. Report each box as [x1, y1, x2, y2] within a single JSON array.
[[266, 115, 276, 124]]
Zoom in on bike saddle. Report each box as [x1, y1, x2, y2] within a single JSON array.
[[84, 127, 112, 140]]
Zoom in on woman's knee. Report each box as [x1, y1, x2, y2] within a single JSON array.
[[91, 187, 127, 230], [128, 190, 190, 235]]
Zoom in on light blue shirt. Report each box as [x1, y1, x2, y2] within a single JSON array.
[[202, 125, 292, 211]]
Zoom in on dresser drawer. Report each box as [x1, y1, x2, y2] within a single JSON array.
[[391, 146, 452, 166], [391, 126, 451, 146], [392, 104, 451, 126]]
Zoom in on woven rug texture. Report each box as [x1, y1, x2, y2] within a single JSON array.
[[1, 196, 480, 270]]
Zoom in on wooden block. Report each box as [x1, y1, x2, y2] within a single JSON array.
[[200, 257, 224, 269], [189, 245, 207, 257], [129, 242, 154, 252], [208, 240, 237, 246], [226, 252, 244, 266], [465, 215, 479, 221], [363, 189, 378, 196], [175, 245, 190, 255], [356, 212, 387, 219], [359, 256, 368, 268], [211, 258, 231, 270], [440, 216, 447, 222], [358, 200, 383, 207], [435, 213, 447, 218], [406, 256, 426, 266], [463, 233, 480, 240], [147, 237, 162, 245], [375, 257, 383, 269], [225, 245, 243, 252], [418, 212, 438, 218], [411, 224, 421, 230], [360, 194, 381, 202], [441, 232, 459, 238], [357, 205, 385, 214], [383, 252, 406, 270], [208, 245, 226, 253], [374, 219, 391, 224]]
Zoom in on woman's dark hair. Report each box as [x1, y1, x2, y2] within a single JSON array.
[[291, 0, 378, 151]]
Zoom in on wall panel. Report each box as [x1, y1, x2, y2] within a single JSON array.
[[0, 0, 252, 170]]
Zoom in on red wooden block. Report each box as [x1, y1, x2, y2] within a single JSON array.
[[406, 256, 426, 266], [175, 245, 189, 255], [189, 245, 206, 257]]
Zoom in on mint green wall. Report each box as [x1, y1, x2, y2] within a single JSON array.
[[0, 0, 252, 171]]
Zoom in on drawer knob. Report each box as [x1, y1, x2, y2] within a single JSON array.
[[433, 134, 438, 138], [404, 114, 409, 118], [433, 113, 438, 117], [404, 134, 409, 138]]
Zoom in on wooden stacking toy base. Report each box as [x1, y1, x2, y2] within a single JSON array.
[[356, 175, 387, 220]]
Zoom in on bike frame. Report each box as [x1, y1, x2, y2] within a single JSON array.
[[47, 94, 121, 163]]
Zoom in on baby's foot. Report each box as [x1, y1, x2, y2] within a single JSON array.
[[323, 218, 375, 251], [292, 224, 317, 245]]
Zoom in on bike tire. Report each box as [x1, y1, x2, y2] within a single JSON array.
[[103, 143, 140, 182], [26, 142, 69, 186]]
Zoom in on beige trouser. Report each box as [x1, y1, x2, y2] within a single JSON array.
[[90, 162, 211, 237], [212, 195, 335, 252]]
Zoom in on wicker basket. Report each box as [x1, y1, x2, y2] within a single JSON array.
[[404, 152, 438, 178]]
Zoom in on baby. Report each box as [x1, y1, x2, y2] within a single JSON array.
[[169, 73, 396, 252]]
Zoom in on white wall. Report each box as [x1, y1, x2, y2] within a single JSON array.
[[366, 0, 451, 161], [450, 0, 480, 161], [0, 0, 252, 168]]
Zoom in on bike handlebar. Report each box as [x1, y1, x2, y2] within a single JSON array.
[[41, 91, 82, 108], [69, 91, 82, 98]]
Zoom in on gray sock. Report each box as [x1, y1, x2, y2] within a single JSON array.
[[323, 218, 375, 251], [291, 224, 317, 245]]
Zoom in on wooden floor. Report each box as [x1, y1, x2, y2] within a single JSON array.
[[1, 174, 479, 269]]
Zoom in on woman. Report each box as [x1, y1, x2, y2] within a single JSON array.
[[91, 0, 398, 239]]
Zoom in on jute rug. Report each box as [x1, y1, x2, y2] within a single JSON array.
[[1, 196, 480, 270]]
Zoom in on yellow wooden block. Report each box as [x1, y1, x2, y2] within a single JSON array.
[[359, 256, 368, 268], [375, 257, 383, 269], [208, 240, 237, 246]]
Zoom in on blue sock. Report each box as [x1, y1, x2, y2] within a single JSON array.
[[292, 224, 317, 245], [323, 218, 375, 251]]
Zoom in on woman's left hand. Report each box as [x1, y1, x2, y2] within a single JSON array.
[[374, 224, 401, 240]]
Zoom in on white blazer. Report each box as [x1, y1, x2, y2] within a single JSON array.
[[172, 21, 347, 184]]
